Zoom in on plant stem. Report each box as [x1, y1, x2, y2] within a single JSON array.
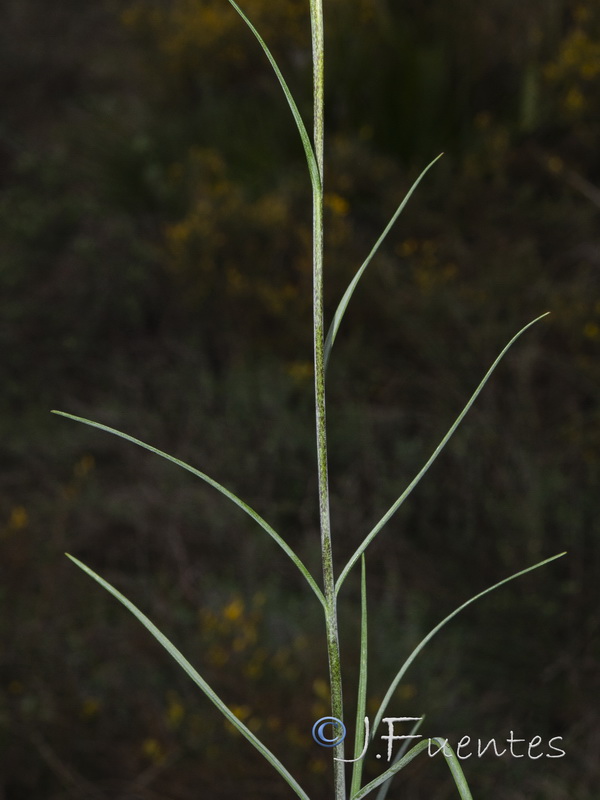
[[309, 1, 346, 798], [309, 0, 325, 180]]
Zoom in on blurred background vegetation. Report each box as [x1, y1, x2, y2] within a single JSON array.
[[1, 0, 599, 797]]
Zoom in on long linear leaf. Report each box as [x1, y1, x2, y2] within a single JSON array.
[[353, 737, 472, 800], [323, 153, 443, 370], [350, 555, 369, 797], [66, 555, 311, 800], [372, 551, 566, 733], [353, 740, 430, 800], [52, 411, 325, 609], [374, 716, 425, 800], [226, 0, 321, 191], [336, 312, 550, 594], [440, 739, 475, 800]]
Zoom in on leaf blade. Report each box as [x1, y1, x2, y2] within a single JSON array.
[[374, 716, 425, 800], [353, 740, 430, 800], [350, 555, 369, 797], [438, 739, 474, 800], [354, 737, 474, 800], [52, 411, 325, 608], [66, 554, 311, 800], [336, 312, 550, 594], [226, 0, 321, 191], [324, 153, 443, 370], [372, 551, 566, 733]]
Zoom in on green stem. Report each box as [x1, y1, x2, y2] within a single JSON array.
[[310, 0, 325, 180], [309, 1, 345, 798]]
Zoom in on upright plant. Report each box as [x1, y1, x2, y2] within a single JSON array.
[[54, 2, 564, 798]]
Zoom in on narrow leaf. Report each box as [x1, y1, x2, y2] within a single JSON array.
[[352, 739, 430, 800], [372, 551, 566, 733], [375, 716, 425, 800], [324, 153, 443, 370], [350, 555, 369, 797], [226, 0, 321, 192], [53, 411, 325, 609], [439, 739, 474, 800], [336, 312, 550, 594], [66, 555, 311, 800], [354, 738, 473, 800]]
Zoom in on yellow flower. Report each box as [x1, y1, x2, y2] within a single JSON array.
[[312, 677, 330, 701], [584, 321, 599, 340], [564, 86, 585, 112], [81, 697, 101, 719], [73, 454, 95, 479], [222, 596, 244, 622], [141, 738, 165, 763], [9, 506, 28, 530], [166, 692, 185, 728], [287, 361, 313, 382], [324, 192, 350, 217]]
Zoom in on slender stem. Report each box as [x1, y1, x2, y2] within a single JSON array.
[[309, 1, 346, 798], [309, 0, 325, 180]]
